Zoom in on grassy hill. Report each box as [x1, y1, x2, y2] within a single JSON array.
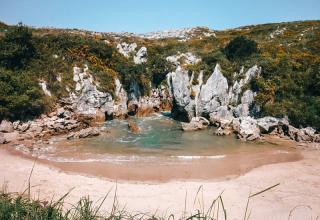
[[0, 20, 319, 130]]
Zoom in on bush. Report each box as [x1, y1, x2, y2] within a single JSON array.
[[0, 69, 46, 121], [0, 23, 36, 69], [224, 36, 258, 61]]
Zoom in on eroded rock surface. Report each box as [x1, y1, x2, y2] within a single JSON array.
[[181, 117, 210, 131]]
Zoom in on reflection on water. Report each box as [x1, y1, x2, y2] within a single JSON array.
[[28, 113, 293, 163]]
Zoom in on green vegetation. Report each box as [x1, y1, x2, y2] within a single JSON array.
[[0, 183, 280, 220], [0, 20, 319, 130], [0, 23, 36, 69], [0, 68, 47, 121], [224, 36, 258, 61]]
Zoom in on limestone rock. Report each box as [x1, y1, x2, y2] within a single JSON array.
[[0, 136, 7, 144], [0, 120, 14, 133], [68, 127, 100, 139], [233, 90, 255, 118], [209, 106, 234, 128], [228, 66, 261, 104], [169, 67, 195, 122], [181, 117, 210, 131], [57, 107, 66, 118], [257, 117, 279, 133], [237, 117, 260, 141], [116, 42, 137, 57], [214, 127, 233, 136], [197, 64, 229, 115], [134, 47, 147, 64], [166, 52, 200, 66]]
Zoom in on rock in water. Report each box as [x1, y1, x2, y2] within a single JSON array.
[[181, 117, 210, 131], [128, 120, 140, 133], [68, 128, 100, 139], [0, 120, 14, 133]]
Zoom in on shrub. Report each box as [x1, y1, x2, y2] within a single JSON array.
[[224, 36, 258, 61], [0, 69, 46, 121], [0, 23, 36, 69]]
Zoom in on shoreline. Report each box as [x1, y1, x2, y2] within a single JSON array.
[[1, 141, 320, 219], [2, 135, 302, 183]]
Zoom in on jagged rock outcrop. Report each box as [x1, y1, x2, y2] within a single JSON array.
[[168, 67, 195, 122], [117, 42, 147, 64], [166, 52, 201, 66], [228, 65, 261, 104], [197, 64, 229, 116], [168, 63, 259, 124], [71, 66, 113, 119], [134, 47, 147, 64], [233, 90, 255, 117], [116, 42, 137, 57], [166, 63, 318, 142]]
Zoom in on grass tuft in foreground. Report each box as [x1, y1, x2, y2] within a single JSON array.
[[0, 183, 283, 220]]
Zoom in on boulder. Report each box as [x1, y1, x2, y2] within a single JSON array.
[[2, 131, 20, 143], [257, 117, 279, 133], [282, 125, 317, 142], [237, 117, 260, 141], [0, 136, 7, 144], [57, 107, 66, 118], [181, 117, 210, 131], [128, 120, 140, 133], [214, 127, 233, 136], [0, 133, 8, 144], [18, 122, 31, 132], [70, 127, 100, 139], [12, 121, 20, 130], [0, 120, 14, 133]]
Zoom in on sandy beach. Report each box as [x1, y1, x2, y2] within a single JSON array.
[[1, 141, 320, 220]]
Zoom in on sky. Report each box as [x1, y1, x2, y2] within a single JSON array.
[[0, 0, 319, 33]]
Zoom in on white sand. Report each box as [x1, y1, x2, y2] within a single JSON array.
[[1, 148, 320, 220]]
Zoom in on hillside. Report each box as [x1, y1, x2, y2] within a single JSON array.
[[0, 20, 319, 131]]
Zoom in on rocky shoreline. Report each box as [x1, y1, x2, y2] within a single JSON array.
[[0, 63, 319, 152]]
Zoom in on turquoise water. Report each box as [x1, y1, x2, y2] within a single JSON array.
[[34, 113, 293, 163]]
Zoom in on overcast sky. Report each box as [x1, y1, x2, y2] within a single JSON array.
[[0, 0, 319, 33]]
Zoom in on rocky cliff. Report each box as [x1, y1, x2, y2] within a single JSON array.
[[0, 20, 319, 145]]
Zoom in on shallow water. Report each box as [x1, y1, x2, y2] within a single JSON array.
[[14, 113, 300, 181], [30, 113, 296, 163]]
